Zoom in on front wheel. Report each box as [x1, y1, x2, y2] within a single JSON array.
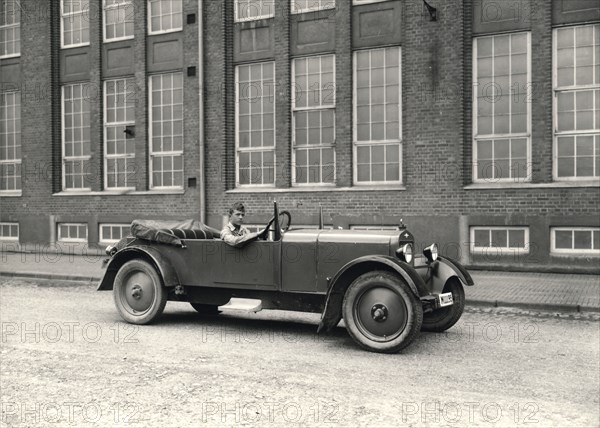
[[421, 278, 465, 332], [113, 259, 167, 324], [342, 271, 423, 353]]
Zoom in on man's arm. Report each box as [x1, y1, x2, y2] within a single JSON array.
[[220, 227, 261, 247]]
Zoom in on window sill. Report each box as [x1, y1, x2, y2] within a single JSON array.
[[465, 181, 600, 190], [0, 191, 22, 197], [227, 186, 406, 193], [53, 189, 185, 196]]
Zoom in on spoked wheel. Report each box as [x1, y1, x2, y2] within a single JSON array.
[[343, 271, 422, 353], [190, 303, 221, 316], [421, 278, 465, 332], [113, 259, 167, 324]]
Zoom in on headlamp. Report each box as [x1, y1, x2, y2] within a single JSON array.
[[396, 243, 413, 263], [423, 243, 439, 262]]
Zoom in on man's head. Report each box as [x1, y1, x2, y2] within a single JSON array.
[[228, 202, 246, 227]]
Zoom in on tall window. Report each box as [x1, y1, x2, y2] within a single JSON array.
[[149, 73, 183, 189], [0, 0, 20, 58], [292, 54, 335, 185], [235, 0, 274, 22], [473, 32, 531, 182], [148, 0, 182, 34], [61, 0, 90, 48], [554, 24, 600, 180], [236, 62, 275, 187], [104, 78, 135, 189], [62, 84, 91, 190], [354, 47, 402, 184], [0, 91, 20, 192], [104, 0, 134, 42], [291, 0, 335, 14]]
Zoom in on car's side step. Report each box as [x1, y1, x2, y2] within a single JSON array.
[[218, 298, 263, 312]]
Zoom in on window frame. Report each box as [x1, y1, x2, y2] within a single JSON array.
[[99, 223, 130, 244], [148, 72, 184, 190], [57, 222, 88, 243], [60, 0, 90, 49], [470, 226, 530, 255], [0, 222, 19, 241], [290, 0, 335, 14], [234, 61, 277, 188], [552, 24, 600, 182], [291, 54, 337, 187], [551, 227, 600, 255], [0, 0, 21, 59], [147, 0, 183, 35], [234, 0, 274, 23], [103, 0, 135, 43], [472, 31, 533, 183], [352, 46, 403, 186], [61, 83, 92, 191], [103, 78, 136, 190], [0, 90, 21, 194]]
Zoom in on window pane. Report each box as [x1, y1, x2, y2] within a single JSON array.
[[574, 230, 592, 249]]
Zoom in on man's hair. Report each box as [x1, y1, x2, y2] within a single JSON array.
[[229, 202, 246, 216]]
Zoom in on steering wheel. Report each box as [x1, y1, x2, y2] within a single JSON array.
[[278, 210, 292, 233], [262, 211, 292, 240]]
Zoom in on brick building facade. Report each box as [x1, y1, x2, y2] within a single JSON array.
[[1, 0, 599, 273]]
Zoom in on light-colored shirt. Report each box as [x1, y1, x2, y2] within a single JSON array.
[[220, 222, 251, 247]]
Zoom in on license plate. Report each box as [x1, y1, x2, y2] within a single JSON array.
[[438, 292, 453, 307]]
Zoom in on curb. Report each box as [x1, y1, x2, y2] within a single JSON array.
[[0, 272, 101, 283], [466, 298, 600, 313], [2, 271, 599, 314]]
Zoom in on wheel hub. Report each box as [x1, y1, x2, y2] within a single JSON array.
[[371, 304, 388, 322], [131, 284, 142, 300]]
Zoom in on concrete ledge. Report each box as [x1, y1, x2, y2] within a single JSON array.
[[466, 298, 600, 313]]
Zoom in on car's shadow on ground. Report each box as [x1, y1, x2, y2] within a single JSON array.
[[157, 308, 354, 348]]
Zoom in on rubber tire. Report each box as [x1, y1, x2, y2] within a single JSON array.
[[113, 259, 167, 325], [190, 303, 221, 316], [421, 278, 465, 332], [342, 271, 423, 354]]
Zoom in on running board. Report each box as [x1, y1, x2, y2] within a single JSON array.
[[218, 298, 263, 312]]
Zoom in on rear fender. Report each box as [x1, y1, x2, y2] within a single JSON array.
[[317, 256, 427, 333], [420, 255, 475, 295], [97, 246, 180, 291]]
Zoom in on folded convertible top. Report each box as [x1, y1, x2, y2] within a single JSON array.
[[130, 219, 222, 247]]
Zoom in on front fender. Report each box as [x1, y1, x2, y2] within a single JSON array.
[[317, 256, 427, 334], [97, 246, 181, 291], [420, 255, 475, 295]]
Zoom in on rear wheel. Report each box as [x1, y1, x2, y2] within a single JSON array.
[[190, 303, 221, 316], [421, 278, 465, 332], [342, 271, 422, 353], [113, 259, 167, 324]]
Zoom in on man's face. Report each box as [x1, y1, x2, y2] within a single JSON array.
[[230, 210, 245, 227]]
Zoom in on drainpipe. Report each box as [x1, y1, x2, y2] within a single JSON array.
[[198, 0, 206, 224]]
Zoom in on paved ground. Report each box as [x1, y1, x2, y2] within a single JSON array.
[[1, 252, 599, 313]]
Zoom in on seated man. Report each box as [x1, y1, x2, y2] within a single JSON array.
[[221, 202, 272, 247]]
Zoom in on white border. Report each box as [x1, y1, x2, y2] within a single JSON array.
[[470, 226, 530, 255], [60, 0, 90, 49], [99, 223, 130, 244], [103, 78, 136, 190], [290, 0, 335, 15], [147, 72, 185, 190], [234, 0, 275, 22], [147, 0, 183, 35], [57, 222, 88, 243], [552, 24, 600, 182], [103, 0, 135, 43], [352, 46, 403, 185], [0, 222, 19, 241], [234, 61, 276, 188], [551, 227, 600, 255], [472, 32, 532, 184], [291, 54, 337, 186]]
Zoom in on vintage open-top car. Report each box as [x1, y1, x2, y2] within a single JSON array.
[[98, 203, 474, 353]]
